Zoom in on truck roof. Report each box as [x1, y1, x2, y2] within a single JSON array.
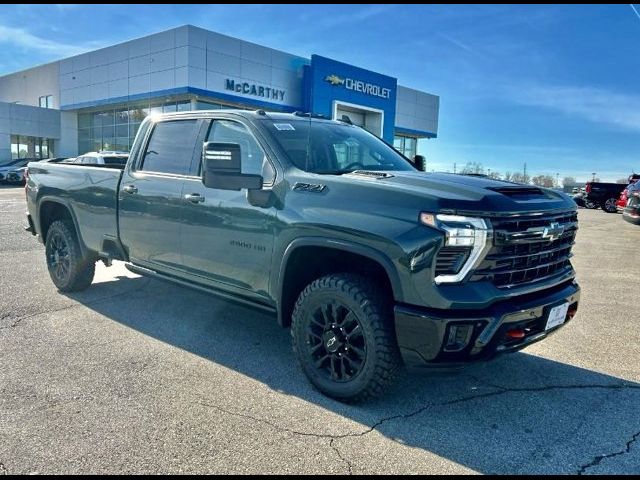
[[149, 109, 345, 125]]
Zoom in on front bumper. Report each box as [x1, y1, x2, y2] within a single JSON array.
[[395, 281, 580, 368]]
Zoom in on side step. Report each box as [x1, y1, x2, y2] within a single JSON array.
[[124, 263, 276, 314]]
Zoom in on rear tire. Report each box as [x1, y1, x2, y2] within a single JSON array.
[[291, 273, 401, 403], [45, 220, 95, 292], [602, 197, 618, 213]]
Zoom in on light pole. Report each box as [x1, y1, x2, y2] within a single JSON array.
[[592, 172, 596, 182]]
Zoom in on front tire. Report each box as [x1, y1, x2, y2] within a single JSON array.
[[45, 220, 95, 292], [291, 274, 401, 403]]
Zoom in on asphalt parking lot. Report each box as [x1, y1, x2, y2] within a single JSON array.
[[0, 185, 638, 475]]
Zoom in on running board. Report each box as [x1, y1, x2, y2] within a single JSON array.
[[124, 263, 276, 314]]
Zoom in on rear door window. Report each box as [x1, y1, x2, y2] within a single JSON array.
[[140, 120, 198, 175]]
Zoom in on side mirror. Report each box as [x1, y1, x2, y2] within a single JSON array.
[[412, 155, 426, 171], [202, 142, 263, 191]]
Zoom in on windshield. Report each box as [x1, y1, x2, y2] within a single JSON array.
[[261, 119, 415, 174]]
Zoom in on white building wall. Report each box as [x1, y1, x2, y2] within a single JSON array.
[[395, 86, 439, 136], [55, 25, 307, 110], [0, 62, 60, 108], [0, 101, 61, 161]]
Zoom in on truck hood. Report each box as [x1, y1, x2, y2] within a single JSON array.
[[334, 171, 576, 215]]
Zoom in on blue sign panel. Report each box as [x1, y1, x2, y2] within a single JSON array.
[[303, 55, 398, 142]]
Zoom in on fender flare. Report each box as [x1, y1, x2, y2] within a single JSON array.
[[37, 196, 90, 257], [275, 236, 404, 326]]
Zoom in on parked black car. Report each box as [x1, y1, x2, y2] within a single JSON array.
[[585, 182, 628, 213], [4, 166, 28, 185], [0, 158, 30, 182], [572, 191, 597, 209]]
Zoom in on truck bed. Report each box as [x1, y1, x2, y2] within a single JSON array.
[[26, 161, 123, 253]]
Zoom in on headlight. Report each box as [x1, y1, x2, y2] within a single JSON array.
[[420, 213, 492, 284]]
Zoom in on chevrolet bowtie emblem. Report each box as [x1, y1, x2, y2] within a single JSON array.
[[325, 74, 345, 86], [542, 222, 565, 241]]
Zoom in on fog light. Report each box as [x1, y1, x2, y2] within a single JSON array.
[[444, 324, 473, 352]]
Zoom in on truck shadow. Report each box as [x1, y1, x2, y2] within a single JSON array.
[[69, 273, 640, 474]]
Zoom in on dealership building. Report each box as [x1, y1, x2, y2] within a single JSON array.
[[0, 25, 439, 161]]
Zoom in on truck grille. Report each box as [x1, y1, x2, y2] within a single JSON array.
[[470, 210, 578, 289]]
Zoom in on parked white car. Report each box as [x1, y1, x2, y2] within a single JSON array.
[[71, 151, 129, 167]]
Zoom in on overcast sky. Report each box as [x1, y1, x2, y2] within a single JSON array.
[[1, 4, 639, 182]]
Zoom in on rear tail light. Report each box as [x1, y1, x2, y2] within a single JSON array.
[[585, 183, 592, 193]]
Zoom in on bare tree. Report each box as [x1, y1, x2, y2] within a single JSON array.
[[487, 171, 501, 180], [511, 172, 530, 184], [531, 175, 556, 187], [503, 171, 514, 182], [617, 178, 630, 184], [563, 176, 576, 187], [461, 161, 485, 175]]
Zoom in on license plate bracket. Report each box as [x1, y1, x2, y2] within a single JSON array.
[[545, 302, 569, 331]]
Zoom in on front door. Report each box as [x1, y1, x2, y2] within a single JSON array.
[[118, 118, 201, 272], [180, 118, 277, 300]]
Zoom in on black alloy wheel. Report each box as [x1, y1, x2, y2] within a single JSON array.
[[47, 231, 71, 284], [307, 301, 366, 382]]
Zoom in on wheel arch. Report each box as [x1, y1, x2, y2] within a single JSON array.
[[38, 197, 89, 257], [276, 237, 403, 327]]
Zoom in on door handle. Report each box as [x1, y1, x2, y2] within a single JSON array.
[[184, 193, 205, 203], [123, 185, 138, 194]]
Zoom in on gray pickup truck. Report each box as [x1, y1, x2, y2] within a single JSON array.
[[25, 110, 580, 402]]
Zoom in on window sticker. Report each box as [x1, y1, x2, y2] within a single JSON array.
[[273, 123, 295, 131]]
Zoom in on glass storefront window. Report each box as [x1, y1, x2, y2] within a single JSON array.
[[116, 109, 129, 125], [393, 135, 418, 159], [78, 113, 92, 128], [10, 135, 54, 159], [76, 96, 246, 154]]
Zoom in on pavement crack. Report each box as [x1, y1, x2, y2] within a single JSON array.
[[330, 438, 353, 475], [0, 278, 152, 330], [197, 383, 640, 443], [196, 401, 350, 439], [577, 429, 640, 475]]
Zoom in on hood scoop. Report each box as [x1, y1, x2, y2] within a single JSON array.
[[348, 170, 395, 179], [487, 186, 546, 199]]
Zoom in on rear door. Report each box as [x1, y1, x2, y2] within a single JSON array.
[[118, 118, 202, 272]]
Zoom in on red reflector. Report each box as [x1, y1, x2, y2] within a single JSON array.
[[505, 329, 526, 340], [567, 307, 578, 319]]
